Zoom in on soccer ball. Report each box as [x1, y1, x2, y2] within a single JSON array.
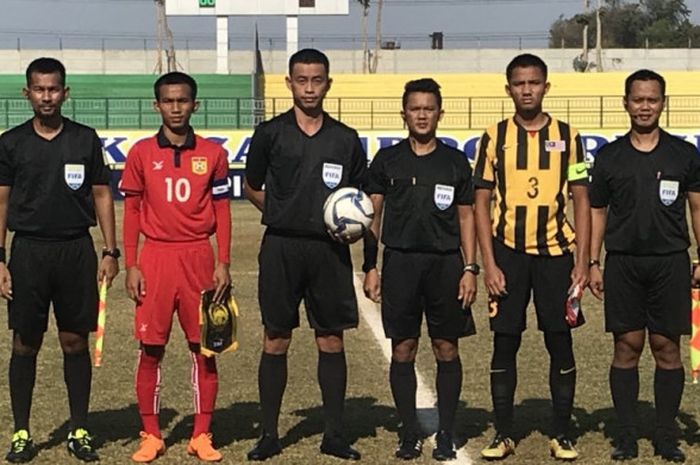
[[323, 187, 374, 244]]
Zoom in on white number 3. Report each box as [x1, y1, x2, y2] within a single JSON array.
[[165, 177, 191, 202]]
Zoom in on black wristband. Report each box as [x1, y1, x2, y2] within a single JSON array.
[[0, 247, 5, 264], [362, 231, 379, 273], [589, 259, 601, 268]]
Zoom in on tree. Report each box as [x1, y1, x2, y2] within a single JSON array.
[[370, 0, 383, 73], [549, 0, 700, 49], [357, 0, 370, 73], [154, 0, 177, 73], [356, 0, 384, 74]]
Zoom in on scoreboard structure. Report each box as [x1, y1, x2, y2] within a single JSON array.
[[165, 0, 350, 74]]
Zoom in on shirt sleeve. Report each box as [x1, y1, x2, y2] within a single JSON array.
[[212, 147, 231, 200], [90, 131, 112, 185], [123, 194, 141, 268], [472, 130, 496, 189], [588, 149, 610, 208], [348, 134, 368, 189], [686, 145, 700, 193], [0, 136, 14, 186], [567, 129, 588, 186], [120, 144, 145, 195], [364, 150, 387, 195], [244, 124, 270, 191], [456, 155, 475, 205]]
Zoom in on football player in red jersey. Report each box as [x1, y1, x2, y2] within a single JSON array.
[[121, 72, 231, 463]]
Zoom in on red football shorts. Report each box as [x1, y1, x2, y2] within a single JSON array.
[[134, 239, 215, 345]]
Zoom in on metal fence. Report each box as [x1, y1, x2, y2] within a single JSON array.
[[2, 95, 699, 130]]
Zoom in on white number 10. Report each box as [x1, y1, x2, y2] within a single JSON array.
[[165, 177, 191, 202]]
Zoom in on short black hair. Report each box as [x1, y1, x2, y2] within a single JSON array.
[[288, 48, 330, 76], [402, 78, 442, 109], [625, 69, 666, 97], [154, 72, 198, 100], [506, 53, 548, 82], [25, 57, 66, 87]]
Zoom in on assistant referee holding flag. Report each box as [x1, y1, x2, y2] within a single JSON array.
[[589, 69, 700, 463], [0, 57, 119, 463]]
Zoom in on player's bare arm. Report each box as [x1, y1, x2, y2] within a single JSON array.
[[474, 188, 506, 296], [92, 184, 119, 287], [458, 204, 477, 308], [688, 192, 700, 287], [0, 186, 11, 300], [589, 207, 607, 300], [243, 177, 265, 212], [362, 193, 384, 303], [569, 184, 591, 292]]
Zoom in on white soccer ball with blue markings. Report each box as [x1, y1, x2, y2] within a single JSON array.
[[323, 187, 374, 244]]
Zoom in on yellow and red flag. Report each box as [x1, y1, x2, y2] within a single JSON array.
[[691, 261, 700, 383], [93, 278, 108, 367]]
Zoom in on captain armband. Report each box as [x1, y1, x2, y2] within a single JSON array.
[[567, 162, 588, 182]]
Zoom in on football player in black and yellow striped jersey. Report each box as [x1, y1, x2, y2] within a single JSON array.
[[473, 54, 591, 461]]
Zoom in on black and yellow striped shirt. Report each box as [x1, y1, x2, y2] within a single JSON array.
[[473, 115, 587, 256]]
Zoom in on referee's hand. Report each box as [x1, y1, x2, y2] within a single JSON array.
[[0, 264, 12, 300], [458, 272, 477, 308], [363, 268, 381, 303], [693, 264, 700, 288], [588, 265, 604, 300]]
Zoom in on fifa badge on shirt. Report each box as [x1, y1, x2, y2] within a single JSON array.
[[659, 179, 679, 206], [64, 164, 85, 190], [191, 157, 208, 175], [322, 162, 343, 189], [434, 184, 455, 210], [545, 140, 566, 152]]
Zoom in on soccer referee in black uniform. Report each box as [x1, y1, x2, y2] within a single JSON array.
[[0, 58, 119, 463], [362, 78, 477, 461], [589, 69, 700, 463], [243, 49, 366, 462], [474, 54, 591, 461]]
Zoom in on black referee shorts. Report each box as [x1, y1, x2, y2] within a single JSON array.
[[8, 235, 99, 336], [489, 239, 575, 334], [381, 248, 476, 340], [258, 230, 358, 333], [604, 252, 691, 336]]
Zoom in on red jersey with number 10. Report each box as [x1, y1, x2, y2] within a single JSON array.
[[121, 129, 230, 242]]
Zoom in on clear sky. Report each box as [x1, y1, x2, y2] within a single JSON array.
[[1, 0, 700, 50]]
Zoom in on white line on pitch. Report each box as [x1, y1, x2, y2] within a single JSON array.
[[353, 275, 473, 465]]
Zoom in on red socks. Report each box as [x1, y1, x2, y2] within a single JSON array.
[[191, 352, 218, 437]]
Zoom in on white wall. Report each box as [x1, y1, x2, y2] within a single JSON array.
[[1, 48, 700, 74]]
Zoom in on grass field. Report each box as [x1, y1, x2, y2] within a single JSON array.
[[0, 201, 699, 464]]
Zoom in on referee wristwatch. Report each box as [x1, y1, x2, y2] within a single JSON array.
[[463, 263, 480, 275], [102, 247, 121, 259]]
